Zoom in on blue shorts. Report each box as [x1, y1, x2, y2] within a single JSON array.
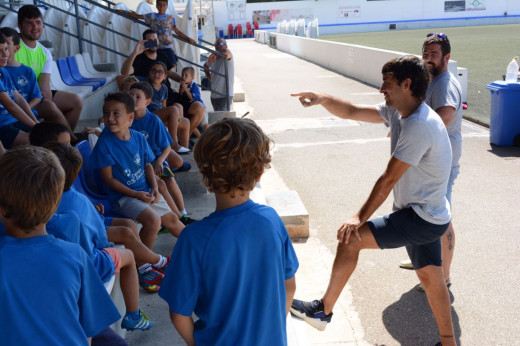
[[367, 207, 449, 269], [0, 122, 29, 149]]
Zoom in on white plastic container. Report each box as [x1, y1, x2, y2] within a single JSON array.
[[505, 56, 519, 83]]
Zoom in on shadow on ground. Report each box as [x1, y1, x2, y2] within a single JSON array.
[[382, 289, 460, 346], [488, 144, 520, 158]]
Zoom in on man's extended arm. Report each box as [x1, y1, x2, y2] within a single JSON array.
[[337, 156, 410, 244], [291, 91, 385, 124]]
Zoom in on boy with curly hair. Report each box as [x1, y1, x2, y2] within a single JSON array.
[[159, 117, 299, 345]]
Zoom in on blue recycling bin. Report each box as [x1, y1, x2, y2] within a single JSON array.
[[486, 81, 520, 146]]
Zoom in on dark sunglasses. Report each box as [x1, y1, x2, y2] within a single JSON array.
[[427, 32, 447, 39], [215, 42, 226, 46]]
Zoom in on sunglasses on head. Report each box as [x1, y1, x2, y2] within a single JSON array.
[[427, 32, 447, 39], [215, 42, 226, 46]]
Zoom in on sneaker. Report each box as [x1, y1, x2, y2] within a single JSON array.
[[176, 146, 190, 154], [399, 259, 414, 270], [179, 215, 197, 225], [121, 310, 153, 331], [171, 161, 191, 173], [290, 299, 332, 331], [416, 277, 452, 292], [139, 268, 164, 293]]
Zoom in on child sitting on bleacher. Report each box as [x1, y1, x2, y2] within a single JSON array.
[[0, 146, 121, 344], [0, 31, 38, 148], [90, 92, 185, 248], [44, 142, 154, 330], [140, 61, 191, 154], [159, 118, 299, 345], [128, 82, 195, 225], [1, 27, 41, 119], [179, 66, 208, 131]]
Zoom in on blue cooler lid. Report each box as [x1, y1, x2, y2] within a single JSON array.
[[486, 81, 520, 91]]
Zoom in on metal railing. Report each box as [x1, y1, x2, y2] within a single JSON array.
[[0, 0, 231, 110]]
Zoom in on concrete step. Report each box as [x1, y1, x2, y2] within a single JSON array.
[[174, 153, 208, 195], [266, 190, 309, 239], [208, 110, 237, 124], [252, 183, 310, 239]]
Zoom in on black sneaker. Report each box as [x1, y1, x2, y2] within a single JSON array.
[[179, 215, 197, 225], [290, 299, 332, 331]]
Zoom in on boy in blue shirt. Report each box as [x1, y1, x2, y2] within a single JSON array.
[[45, 142, 154, 330], [0, 146, 121, 345], [0, 31, 38, 148], [0, 27, 42, 118], [159, 118, 299, 345], [90, 92, 185, 254], [128, 81, 195, 225]]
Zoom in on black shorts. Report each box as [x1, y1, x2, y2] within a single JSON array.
[[367, 207, 449, 269]]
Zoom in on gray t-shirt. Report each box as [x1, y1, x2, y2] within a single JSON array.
[[377, 102, 452, 225], [425, 70, 463, 170], [209, 54, 234, 99]]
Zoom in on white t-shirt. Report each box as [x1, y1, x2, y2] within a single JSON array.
[[425, 70, 463, 171], [377, 102, 452, 225]]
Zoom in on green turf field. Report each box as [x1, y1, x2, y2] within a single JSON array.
[[321, 24, 520, 125]]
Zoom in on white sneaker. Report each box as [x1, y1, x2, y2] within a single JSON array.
[[176, 146, 190, 154], [399, 259, 414, 270]]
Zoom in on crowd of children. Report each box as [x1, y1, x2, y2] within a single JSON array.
[[0, 2, 300, 345]]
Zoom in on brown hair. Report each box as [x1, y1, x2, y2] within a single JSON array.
[[381, 55, 430, 100], [194, 118, 271, 194], [43, 142, 82, 192], [0, 146, 64, 231]]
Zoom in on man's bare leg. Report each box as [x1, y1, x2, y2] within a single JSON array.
[[321, 224, 379, 314], [415, 265, 456, 346], [53, 91, 82, 132]]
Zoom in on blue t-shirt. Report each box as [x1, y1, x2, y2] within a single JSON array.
[[159, 200, 299, 346], [90, 128, 155, 205], [0, 234, 120, 345], [0, 67, 19, 127], [148, 82, 168, 112], [131, 109, 173, 158], [53, 188, 115, 282], [5, 64, 42, 103], [180, 81, 205, 106]]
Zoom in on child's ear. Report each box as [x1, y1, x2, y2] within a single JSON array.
[[13, 45, 20, 54], [129, 111, 135, 120], [146, 98, 151, 106]]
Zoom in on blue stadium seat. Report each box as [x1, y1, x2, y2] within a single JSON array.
[[56, 58, 102, 91], [66, 56, 107, 86]]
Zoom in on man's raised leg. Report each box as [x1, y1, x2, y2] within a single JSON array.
[[291, 224, 379, 330]]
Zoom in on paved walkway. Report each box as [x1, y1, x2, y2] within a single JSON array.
[[126, 38, 520, 346]]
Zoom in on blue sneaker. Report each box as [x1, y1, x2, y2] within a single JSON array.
[[290, 299, 333, 331], [121, 310, 153, 331], [138, 268, 164, 293]]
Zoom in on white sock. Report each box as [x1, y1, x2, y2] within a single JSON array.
[[153, 255, 167, 268], [180, 209, 188, 216]]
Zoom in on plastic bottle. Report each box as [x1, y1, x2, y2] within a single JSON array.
[[505, 56, 519, 82]]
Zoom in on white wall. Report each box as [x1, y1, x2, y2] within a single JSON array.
[[213, 0, 520, 35], [266, 32, 465, 101]]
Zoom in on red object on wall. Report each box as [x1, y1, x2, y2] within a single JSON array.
[[228, 24, 234, 38], [235, 24, 243, 37]]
